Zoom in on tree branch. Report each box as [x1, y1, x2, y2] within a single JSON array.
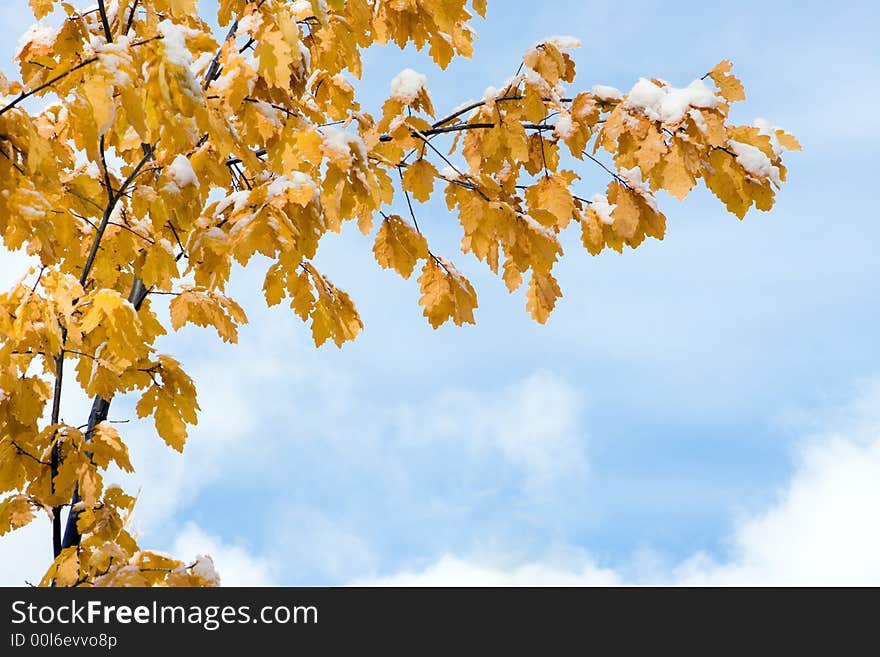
[[582, 150, 633, 190], [431, 95, 573, 129], [203, 21, 238, 90], [49, 342, 66, 558], [49, 138, 153, 559], [61, 278, 148, 551], [0, 36, 160, 117], [79, 143, 156, 287], [124, 0, 140, 36], [0, 58, 98, 117], [396, 166, 421, 234], [97, 0, 114, 43]]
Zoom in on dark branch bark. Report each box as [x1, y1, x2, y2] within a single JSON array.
[[79, 144, 155, 287], [203, 21, 238, 90], [97, 0, 114, 43], [61, 279, 148, 550], [56, 142, 153, 556], [223, 122, 553, 167], [0, 36, 159, 117], [124, 0, 140, 36], [0, 58, 98, 117], [431, 95, 573, 129], [49, 339, 66, 558]]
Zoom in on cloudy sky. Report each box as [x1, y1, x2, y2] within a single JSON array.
[[1, 0, 879, 586]]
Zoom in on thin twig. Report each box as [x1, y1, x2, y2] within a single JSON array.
[[431, 95, 573, 129], [582, 150, 632, 190], [396, 166, 421, 234], [0, 36, 160, 117], [0, 58, 98, 116]]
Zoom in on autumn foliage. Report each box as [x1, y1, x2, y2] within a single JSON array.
[[0, 0, 799, 586]]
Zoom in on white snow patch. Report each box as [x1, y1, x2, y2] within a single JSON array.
[[214, 191, 250, 215], [266, 172, 315, 200], [158, 20, 193, 68], [289, 0, 315, 20], [190, 51, 214, 79], [590, 194, 615, 225], [619, 166, 645, 189], [158, 20, 202, 99], [16, 23, 57, 58], [191, 554, 221, 586], [251, 100, 281, 126], [688, 108, 708, 133], [201, 227, 227, 242], [554, 113, 576, 139], [624, 78, 717, 124], [321, 127, 366, 168], [728, 140, 781, 185], [522, 67, 547, 90], [167, 155, 199, 189], [544, 35, 582, 50], [523, 215, 557, 241], [390, 68, 428, 104], [753, 118, 785, 157], [237, 12, 263, 34], [298, 41, 311, 71], [591, 84, 623, 102], [450, 99, 476, 114]]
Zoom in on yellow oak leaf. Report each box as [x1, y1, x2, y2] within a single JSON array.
[[776, 131, 802, 152], [635, 125, 668, 173], [0, 495, 35, 536], [402, 159, 439, 202], [41, 547, 80, 587], [608, 183, 641, 239], [418, 257, 478, 328], [708, 60, 745, 103], [29, 0, 55, 20], [525, 173, 577, 228], [580, 209, 606, 256], [526, 270, 562, 324], [89, 423, 134, 473], [138, 240, 179, 291], [254, 21, 295, 90], [306, 266, 363, 348], [373, 214, 428, 279], [170, 287, 248, 343], [136, 356, 199, 452], [652, 139, 696, 200]]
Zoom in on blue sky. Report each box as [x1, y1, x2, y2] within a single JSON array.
[[1, 1, 879, 585]]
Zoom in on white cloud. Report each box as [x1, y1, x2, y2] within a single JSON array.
[[354, 554, 621, 586], [358, 379, 880, 586], [673, 380, 880, 586], [393, 371, 588, 493], [0, 518, 52, 586], [270, 509, 379, 583], [172, 523, 275, 587]]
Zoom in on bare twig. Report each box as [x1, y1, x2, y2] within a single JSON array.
[[582, 150, 632, 190]]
